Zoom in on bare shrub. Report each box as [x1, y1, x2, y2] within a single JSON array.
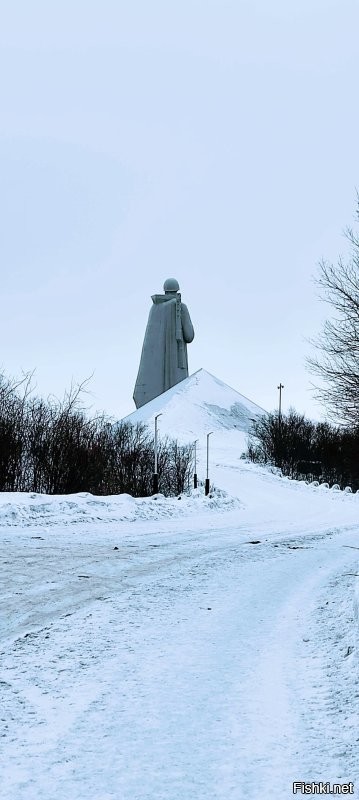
[[0, 371, 194, 496]]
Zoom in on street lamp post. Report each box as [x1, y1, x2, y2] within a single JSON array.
[[153, 413, 162, 494], [205, 432, 213, 496], [193, 439, 198, 489]]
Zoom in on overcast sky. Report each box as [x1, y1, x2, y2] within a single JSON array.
[[1, 0, 358, 421]]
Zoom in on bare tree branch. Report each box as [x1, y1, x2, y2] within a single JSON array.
[[307, 200, 359, 425]]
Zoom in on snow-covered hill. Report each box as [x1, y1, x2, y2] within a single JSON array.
[[121, 368, 266, 442], [121, 367, 268, 503]]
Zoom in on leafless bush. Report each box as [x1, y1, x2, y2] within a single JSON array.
[[247, 409, 359, 490], [0, 371, 193, 496]]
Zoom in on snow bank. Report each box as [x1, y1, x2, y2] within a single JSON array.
[[0, 459, 357, 530], [0, 487, 243, 527]]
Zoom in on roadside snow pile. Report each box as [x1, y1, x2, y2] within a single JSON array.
[[0, 488, 243, 527]]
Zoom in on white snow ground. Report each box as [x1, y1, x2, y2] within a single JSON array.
[[122, 368, 266, 440], [1, 372, 359, 799]]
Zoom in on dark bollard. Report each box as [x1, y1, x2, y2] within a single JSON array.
[[194, 473, 198, 489], [205, 478, 210, 496], [152, 473, 159, 494]]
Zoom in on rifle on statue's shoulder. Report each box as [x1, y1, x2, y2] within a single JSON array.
[[175, 293, 185, 368]]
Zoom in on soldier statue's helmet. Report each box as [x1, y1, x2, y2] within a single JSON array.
[[163, 278, 180, 293]]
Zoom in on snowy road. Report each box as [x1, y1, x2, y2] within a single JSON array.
[[1, 518, 359, 799]]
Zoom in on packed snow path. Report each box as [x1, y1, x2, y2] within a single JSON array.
[[1, 520, 359, 800]]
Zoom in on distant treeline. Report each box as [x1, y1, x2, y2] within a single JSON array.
[[0, 373, 193, 496], [247, 409, 359, 492]]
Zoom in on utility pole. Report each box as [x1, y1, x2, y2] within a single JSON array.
[[277, 383, 284, 422]]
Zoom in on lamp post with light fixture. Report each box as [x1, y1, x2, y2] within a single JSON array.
[[193, 439, 198, 489], [205, 432, 213, 496], [153, 413, 162, 494]]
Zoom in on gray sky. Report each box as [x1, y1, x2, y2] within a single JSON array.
[[1, 0, 358, 421]]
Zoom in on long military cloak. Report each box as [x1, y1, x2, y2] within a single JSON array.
[[133, 293, 195, 409]]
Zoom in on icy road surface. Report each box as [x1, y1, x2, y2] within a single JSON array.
[[1, 518, 359, 800]]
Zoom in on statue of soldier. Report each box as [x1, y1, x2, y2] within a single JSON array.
[[133, 278, 195, 409]]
